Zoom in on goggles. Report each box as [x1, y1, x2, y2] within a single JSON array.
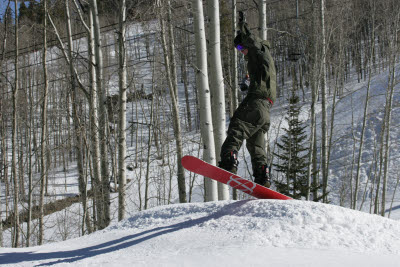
[[235, 44, 245, 51]]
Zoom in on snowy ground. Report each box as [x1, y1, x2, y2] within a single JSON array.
[[1, 200, 399, 266]]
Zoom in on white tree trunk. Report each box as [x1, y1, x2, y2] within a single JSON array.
[[306, 2, 318, 200], [231, 0, 239, 200], [381, 44, 397, 216], [320, 0, 329, 203], [65, 0, 88, 233], [0, 5, 7, 246], [86, 7, 102, 230], [39, 0, 49, 246], [308, 0, 320, 201], [11, 0, 19, 248], [0, 6, 7, 247], [158, 0, 187, 203], [231, 0, 238, 115], [192, 0, 217, 201], [117, 0, 127, 221], [166, 1, 187, 203], [89, 0, 110, 229], [207, 0, 229, 200], [259, 0, 267, 40], [144, 96, 154, 210]]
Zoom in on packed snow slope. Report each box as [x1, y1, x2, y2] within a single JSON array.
[[1, 200, 399, 266]]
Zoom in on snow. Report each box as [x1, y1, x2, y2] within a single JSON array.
[[1, 200, 400, 266]]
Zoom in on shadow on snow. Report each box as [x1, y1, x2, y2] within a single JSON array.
[[0, 200, 251, 266]]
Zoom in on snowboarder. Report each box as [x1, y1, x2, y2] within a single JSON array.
[[219, 12, 276, 188]]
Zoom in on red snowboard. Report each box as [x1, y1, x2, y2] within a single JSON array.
[[181, 155, 292, 200]]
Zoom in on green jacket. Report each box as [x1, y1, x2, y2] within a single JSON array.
[[237, 22, 276, 104]]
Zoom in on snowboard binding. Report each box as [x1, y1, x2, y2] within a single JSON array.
[[219, 150, 239, 174], [254, 165, 271, 188]]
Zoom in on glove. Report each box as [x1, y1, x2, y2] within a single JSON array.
[[237, 11, 250, 39], [240, 83, 249, 91], [239, 75, 250, 91], [238, 11, 245, 23]]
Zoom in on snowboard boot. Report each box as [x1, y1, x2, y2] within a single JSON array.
[[219, 150, 239, 174], [254, 165, 271, 188]]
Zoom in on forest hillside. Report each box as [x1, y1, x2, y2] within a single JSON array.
[[0, 0, 399, 251]]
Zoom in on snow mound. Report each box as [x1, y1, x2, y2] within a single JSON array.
[[110, 199, 400, 254], [2, 200, 400, 267]]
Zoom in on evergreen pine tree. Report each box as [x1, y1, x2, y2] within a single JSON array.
[[273, 89, 311, 199], [3, 5, 13, 26], [18, 2, 28, 21]]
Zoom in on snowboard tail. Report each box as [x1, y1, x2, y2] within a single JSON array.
[[181, 155, 291, 200]]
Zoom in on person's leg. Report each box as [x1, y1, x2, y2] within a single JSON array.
[[220, 97, 257, 173], [220, 97, 270, 174], [219, 116, 251, 174], [245, 99, 271, 187], [246, 129, 271, 187], [246, 129, 268, 172]]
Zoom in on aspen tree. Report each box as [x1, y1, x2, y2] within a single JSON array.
[[89, 0, 110, 229], [207, 0, 229, 200], [117, 0, 127, 220], [65, 0, 89, 233], [231, 0, 238, 200], [0, 0, 10, 248], [192, 0, 217, 201], [38, 0, 50, 246], [320, 0, 329, 203], [166, 0, 187, 203], [11, 0, 19, 248]]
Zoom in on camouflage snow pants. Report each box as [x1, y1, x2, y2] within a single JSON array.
[[220, 95, 271, 174]]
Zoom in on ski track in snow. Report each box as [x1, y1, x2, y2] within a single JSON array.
[[1, 200, 399, 266]]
